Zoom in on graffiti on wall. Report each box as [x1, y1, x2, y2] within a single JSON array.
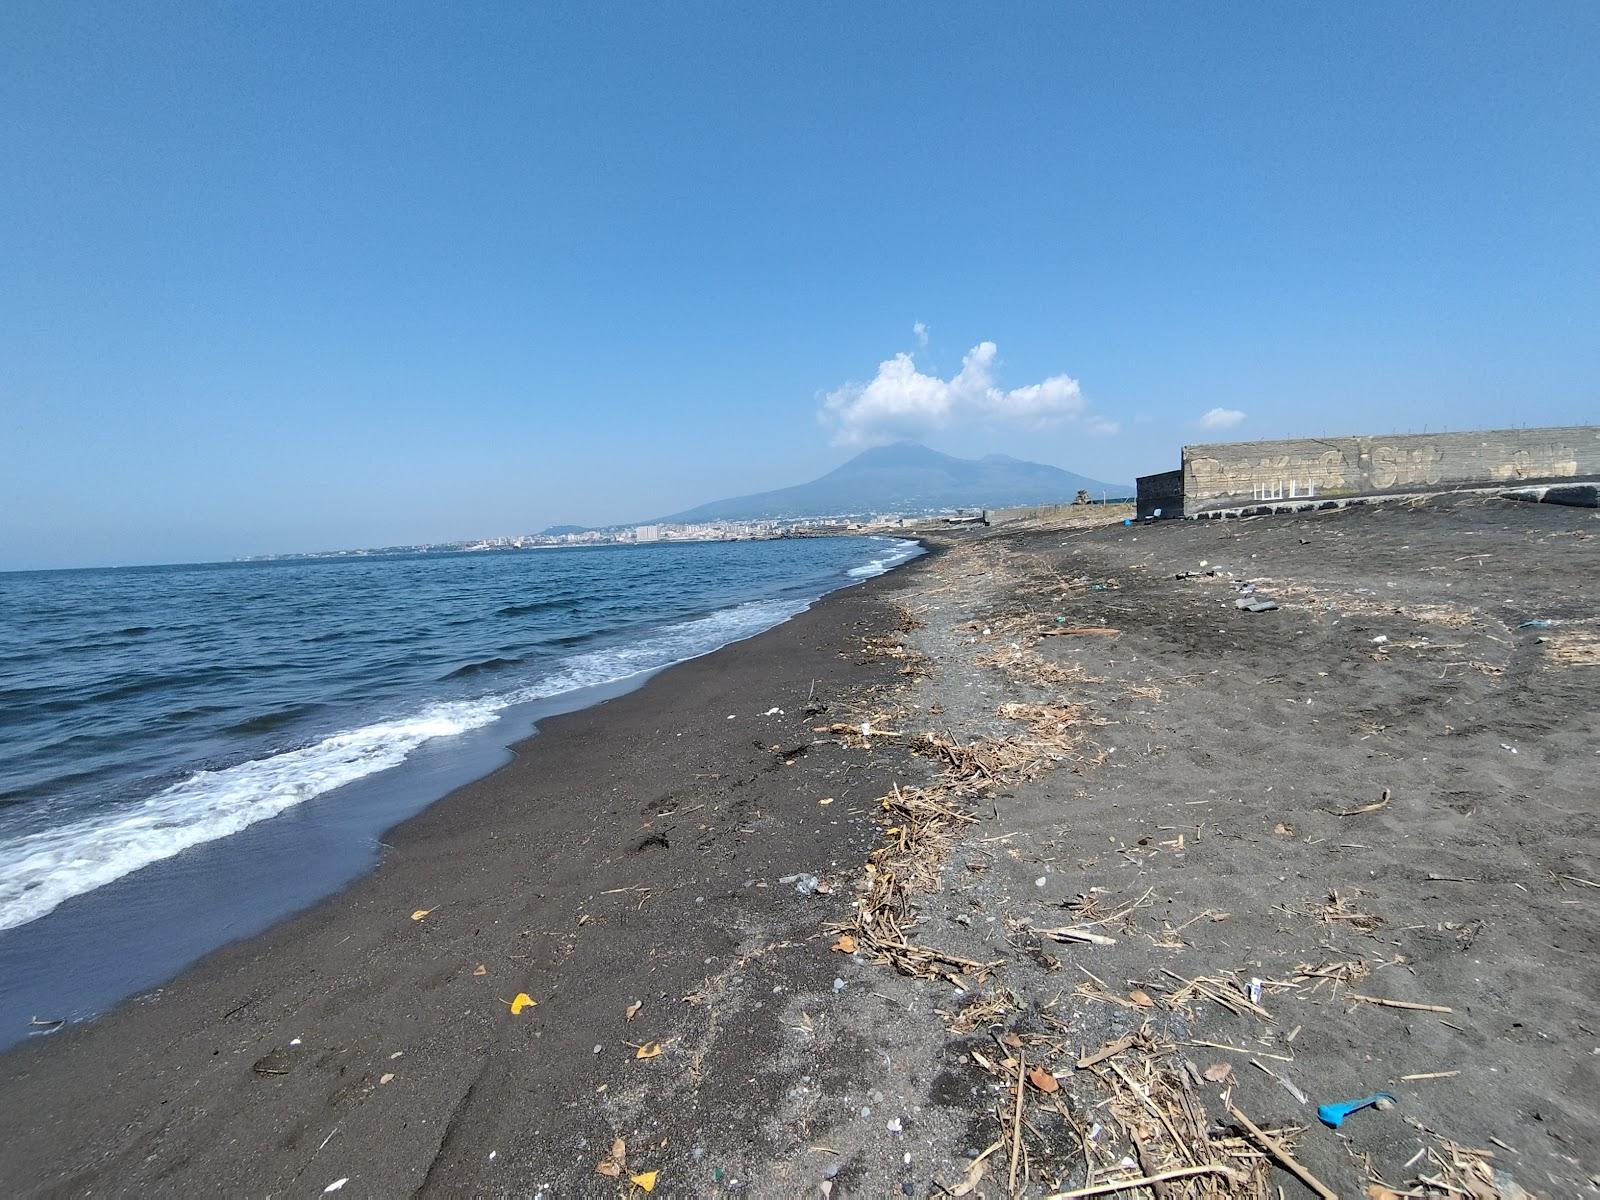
[[1187, 434, 1587, 509], [1188, 448, 1352, 503], [1368, 443, 1444, 489], [1488, 444, 1580, 481]]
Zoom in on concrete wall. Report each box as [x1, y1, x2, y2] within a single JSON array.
[[1182, 426, 1600, 514], [1136, 470, 1184, 520]]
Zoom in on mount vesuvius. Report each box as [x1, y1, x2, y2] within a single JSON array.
[[657, 443, 1132, 523]]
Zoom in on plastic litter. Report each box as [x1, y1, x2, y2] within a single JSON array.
[[1317, 1091, 1396, 1129], [1519, 619, 1552, 628]]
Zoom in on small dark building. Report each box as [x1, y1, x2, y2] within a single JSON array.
[[1136, 469, 1184, 520]]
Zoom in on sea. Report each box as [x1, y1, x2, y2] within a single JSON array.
[[0, 535, 921, 1048]]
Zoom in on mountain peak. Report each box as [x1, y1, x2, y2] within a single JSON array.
[[656, 445, 1130, 523]]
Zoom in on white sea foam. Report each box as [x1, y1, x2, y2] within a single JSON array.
[[847, 537, 923, 578], [0, 597, 806, 933]]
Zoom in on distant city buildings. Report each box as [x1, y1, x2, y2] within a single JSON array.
[[238, 512, 947, 561]]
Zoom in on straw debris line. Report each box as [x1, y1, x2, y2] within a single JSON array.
[[831, 550, 1535, 1197]]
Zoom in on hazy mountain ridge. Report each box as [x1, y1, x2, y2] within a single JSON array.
[[658, 443, 1131, 523]]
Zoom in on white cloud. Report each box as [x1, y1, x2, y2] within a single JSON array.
[[912, 321, 928, 347], [1198, 407, 1246, 431], [1086, 416, 1121, 435], [821, 340, 1096, 446]]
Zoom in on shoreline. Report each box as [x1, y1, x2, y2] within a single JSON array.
[[0, 538, 923, 1052], [0, 540, 945, 1195]]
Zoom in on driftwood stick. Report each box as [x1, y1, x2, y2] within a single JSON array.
[[1008, 1050, 1026, 1194], [1350, 993, 1453, 1013], [1044, 1162, 1248, 1199], [1228, 1104, 1336, 1200]]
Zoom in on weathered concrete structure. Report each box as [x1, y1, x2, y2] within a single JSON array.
[[1134, 469, 1183, 521], [1137, 426, 1600, 518]]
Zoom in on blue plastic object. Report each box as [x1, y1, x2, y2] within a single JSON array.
[[1317, 1092, 1396, 1129]]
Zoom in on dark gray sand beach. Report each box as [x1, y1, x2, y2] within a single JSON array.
[[3, 496, 1597, 1198]]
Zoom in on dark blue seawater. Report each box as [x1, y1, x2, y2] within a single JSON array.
[[0, 536, 919, 1046]]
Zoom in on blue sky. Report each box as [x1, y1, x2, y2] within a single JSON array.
[[2, 3, 1596, 568]]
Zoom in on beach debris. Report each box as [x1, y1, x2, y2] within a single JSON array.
[[1036, 925, 1118, 946], [1075, 1031, 1138, 1069], [473, 964, 487, 976], [947, 994, 1009, 1033], [1328, 788, 1392, 817], [380, 1072, 395, 1085], [1252, 1058, 1308, 1104], [410, 908, 432, 921], [1162, 969, 1273, 1019], [1229, 1104, 1336, 1200], [596, 1137, 627, 1178], [635, 1041, 663, 1059], [625, 999, 643, 1021], [1518, 619, 1552, 628], [819, 796, 834, 805], [509, 993, 536, 1014], [1027, 1065, 1059, 1093], [1349, 993, 1452, 1014], [1039, 625, 1120, 637], [27, 1016, 65, 1035], [629, 1170, 659, 1192], [1203, 1062, 1233, 1083], [323, 1180, 348, 1194], [946, 1149, 993, 1196], [1318, 1092, 1397, 1129], [780, 872, 822, 895], [832, 934, 857, 953], [1007, 1050, 1026, 1192]]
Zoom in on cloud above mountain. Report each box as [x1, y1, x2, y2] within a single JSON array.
[[820, 340, 1101, 446], [1198, 406, 1246, 431]]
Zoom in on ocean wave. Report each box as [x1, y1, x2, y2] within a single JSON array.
[[495, 598, 575, 619], [439, 656, 525, 680], [0, 597, 805, 933], [847, 537, 923, 578], [223, 703, 324, 735]]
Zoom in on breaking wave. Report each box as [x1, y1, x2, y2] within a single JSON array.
[[847, 537, 923, 578], [0, 597, 804, 932]]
